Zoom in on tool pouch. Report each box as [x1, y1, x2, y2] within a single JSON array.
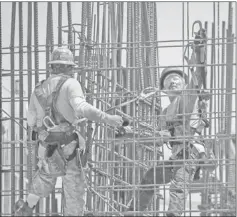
[[46, 143, 67, 177]]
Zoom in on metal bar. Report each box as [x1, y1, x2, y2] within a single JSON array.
[[225, 4, 235, 211], [78, 2, 87, 93], [46, 2, 50, 78], [26, 2, 33, 196], [94, 2, 101, 211], [0, 1, 2, 214], [58, 2, 62, 47], [67, 2, 73, 51], [45, 3, 51, 213], [18, 1, 24, 200], [49, 2, 54, 53], [10, 2, 16, 214], [220, 21, 226, 214], [86, 1, 93, 211], [33, 3, 40, 214], [34, 3, 39, 85]]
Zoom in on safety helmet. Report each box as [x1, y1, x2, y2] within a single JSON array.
[[160, 67, 188, 90], [48, 47, 78, 67]]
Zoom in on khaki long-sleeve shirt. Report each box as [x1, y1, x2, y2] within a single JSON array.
[[27, 74, 108, 129]]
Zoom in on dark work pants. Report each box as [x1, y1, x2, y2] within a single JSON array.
[[127, 149, 200, 216]]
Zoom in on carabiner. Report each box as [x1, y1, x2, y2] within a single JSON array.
[[43, 116, 57, 131], [192, 20, 202, 37]]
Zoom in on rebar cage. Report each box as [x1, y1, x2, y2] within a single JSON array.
[[0, 2, 236, 216]]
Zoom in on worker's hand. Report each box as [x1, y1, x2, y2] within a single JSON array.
[[106, 114, 123, 127]]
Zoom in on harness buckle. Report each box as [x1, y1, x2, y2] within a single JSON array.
[[43, 116, 57, 131]]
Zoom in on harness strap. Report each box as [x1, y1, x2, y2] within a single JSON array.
[[34, 75, 79, 162], [34, 75, 70, 125]]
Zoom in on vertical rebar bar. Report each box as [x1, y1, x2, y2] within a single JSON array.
[[26, 2, 33, 197], [219, 21, 226, 215], [49, 2, 54, 53], [33, 3, 40, 214], [10, 2, 16, 213], [34, 2, 39, 85], [67, 2, 73, 51], [58, 2, 62, 47], [225, 3, 234, 208], [0, 2, 2, 213], [86, 1, 93, 211], [18, 2, 24, 200], [126, 2, 132, 115], [79, 2, 87, 93], [46, 2, 50, 78]]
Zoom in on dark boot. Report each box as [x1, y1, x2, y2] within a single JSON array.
[[14, 199, 34, 216]]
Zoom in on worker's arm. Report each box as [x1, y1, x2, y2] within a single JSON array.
[[183, 45, 205, 114], [67, 79, 122, 127]]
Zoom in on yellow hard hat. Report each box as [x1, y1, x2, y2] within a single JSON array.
[[48, 47, 78, 67], [160, 67, 188, 89]]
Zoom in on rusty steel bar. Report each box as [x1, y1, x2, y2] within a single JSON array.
[[225, 4, 235, 213], [94, 2, 101, 211], [126, 2, 132, 115], [58, 2, 62, 47], [86, 1, 93, 211], [220, 21, 226, 214], [34, 3, 39, 85], [33, 3, 40, 214], [10, 2, 16, 213], [46, 2, 51, 78], [0, 36, 235, 50], [49, 3, 54, 53], [45, 3, 52, 213], [67, 2, 73, 51], [0, 1, 2, 213], [50, 3, 57, 211], [78, 2, 87, 94], [18, 2, 24, 200], [27, 2, 33, 101]]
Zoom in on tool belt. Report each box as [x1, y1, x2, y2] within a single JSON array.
[[37, 127, 84, 177]]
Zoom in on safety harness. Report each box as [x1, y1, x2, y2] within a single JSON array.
[[34, 74, 79, 163]]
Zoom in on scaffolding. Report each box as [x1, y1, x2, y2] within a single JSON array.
[[0, 2, 236, 216]]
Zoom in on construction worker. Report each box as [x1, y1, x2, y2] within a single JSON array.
[[126, 66, 216, 216], [126, 36, 216, 215], [14, 47, 123, 216]]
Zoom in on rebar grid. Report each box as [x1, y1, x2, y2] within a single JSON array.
[[0, 2, 236, 217]]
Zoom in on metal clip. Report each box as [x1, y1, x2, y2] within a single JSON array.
[[192, 20, 202, 37], [43, 116, 57, 131], [192, 20, 207, 47]]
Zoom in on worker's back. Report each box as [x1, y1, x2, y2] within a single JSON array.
[[28, 74, 81, 128]]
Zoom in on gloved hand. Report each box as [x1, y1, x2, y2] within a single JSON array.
[[105, 114, 123, 127]]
